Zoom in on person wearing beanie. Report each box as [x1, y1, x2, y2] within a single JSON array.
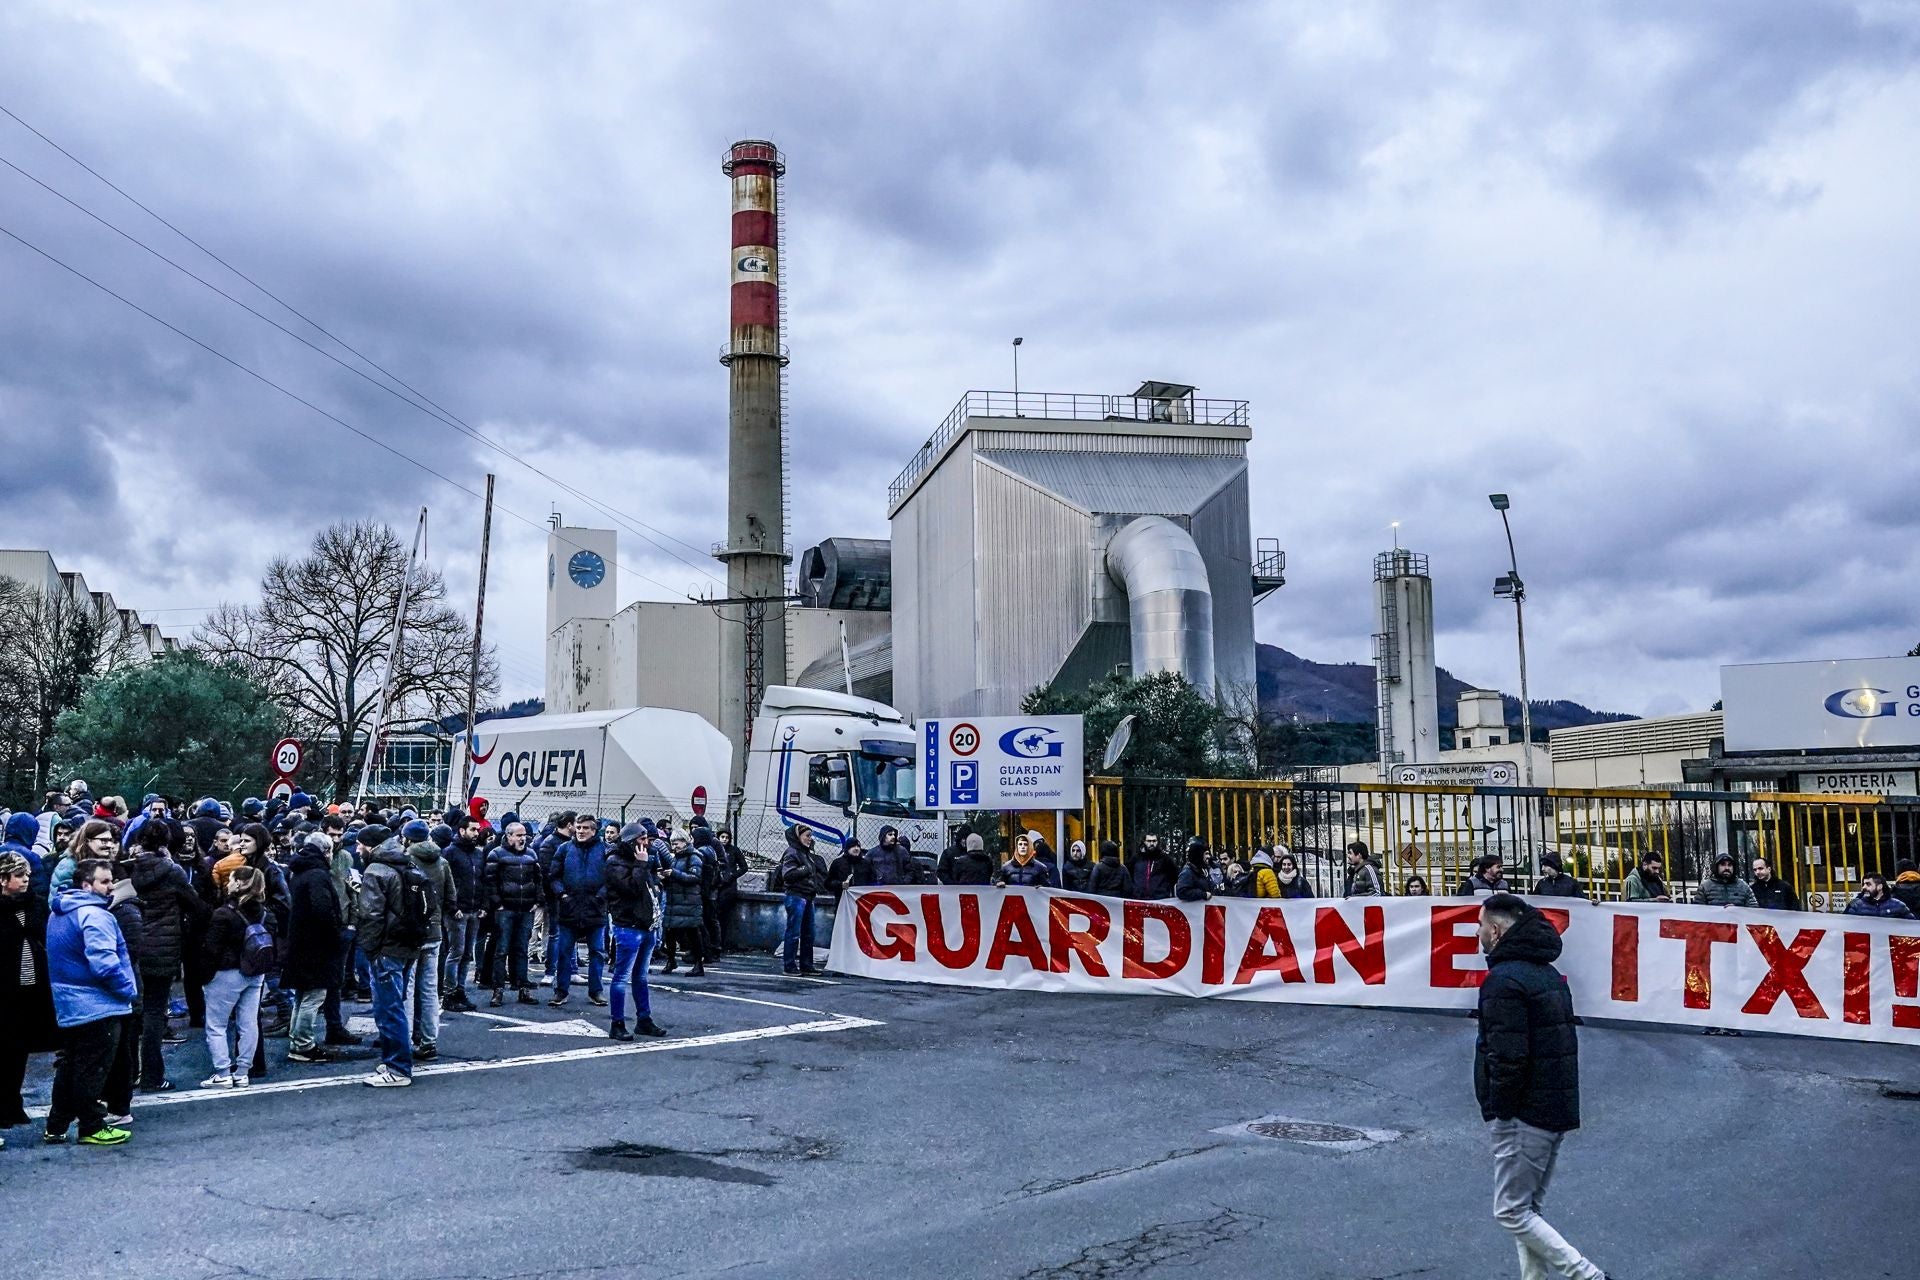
[[939, 832, 996, 886], [1061, 840, 1093, 892], [1531, 852, 1583, 899], [1242, 848, 1281, 898], [283, 837, 345, 1065], [403, 822, 456, 1060], [428, 823, 455, 851], [1888, 858, 1920, 918], [658, 829, 707, 976], [1174, 838, 1212, 902], [354, 824, 420, 1087], [43, 856, 136, 1144], [1086, 840, 1133, 898], [1, 850, 57, 1138], [1696, 853, 1756, 908]]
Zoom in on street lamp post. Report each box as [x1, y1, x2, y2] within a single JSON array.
[[1488, 494, 1534, 788], [1012, 336, 1023, 413]]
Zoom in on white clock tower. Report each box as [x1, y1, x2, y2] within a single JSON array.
[[544, 522, 619, 712], [545, 522, 618, 637]]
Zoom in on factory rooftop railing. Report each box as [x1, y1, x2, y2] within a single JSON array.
[[886, 390, 1252, 511]]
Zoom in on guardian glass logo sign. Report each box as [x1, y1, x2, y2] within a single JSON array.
[[1823, 688, 1904, 720], [1722, 658, 1920, 753], [918, 715, 1084, 810]]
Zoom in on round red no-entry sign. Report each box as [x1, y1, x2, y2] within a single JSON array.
[[690, 786, 708, 817]]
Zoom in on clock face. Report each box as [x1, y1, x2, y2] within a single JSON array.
[[567, 549, 606, 589]]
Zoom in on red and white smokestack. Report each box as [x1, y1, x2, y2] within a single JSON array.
[[724, 139, 783, 357], [715, 139, 789, 795]]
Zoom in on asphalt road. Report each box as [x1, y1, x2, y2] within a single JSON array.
[[4, 948, 1917, 1280]]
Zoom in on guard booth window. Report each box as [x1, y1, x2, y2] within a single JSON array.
[[808, 754, 851, 808]]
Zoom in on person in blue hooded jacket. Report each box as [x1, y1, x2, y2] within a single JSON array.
[[43, 857, 137, 1145], [547, 814, 608, 1007], [1, 812, 47, 906]]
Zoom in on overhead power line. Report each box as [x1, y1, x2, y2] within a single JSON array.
[[0, 218, 693, 600], [0, 104, 724, 585]]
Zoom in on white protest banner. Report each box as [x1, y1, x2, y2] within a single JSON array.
[[827, 887, 1920, 1047]]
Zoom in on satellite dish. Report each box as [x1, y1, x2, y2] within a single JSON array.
[[1102, 715, 1138, 771]]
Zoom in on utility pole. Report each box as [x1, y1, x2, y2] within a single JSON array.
[[461, 474, 496, 802]]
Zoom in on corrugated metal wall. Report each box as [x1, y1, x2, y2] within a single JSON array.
[[891, 435, 978, 716], [1188, 471, 1256, 697], [975, 464, 1092, 713]]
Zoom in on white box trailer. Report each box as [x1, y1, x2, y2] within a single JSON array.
[[447, 688, 944, 863], [449, 707, 731, 831]]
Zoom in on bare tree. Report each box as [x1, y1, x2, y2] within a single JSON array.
[[197, 521, 497, 798], [0, 574, 138, 800]]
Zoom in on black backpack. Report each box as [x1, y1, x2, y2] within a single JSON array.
[[389, 862, 434, 948], [239, 918, 278, 977]]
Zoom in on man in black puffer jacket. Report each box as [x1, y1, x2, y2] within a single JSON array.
[[484, 821, 544, 1005], [1474, 894, 1611, 1280], [127, 824, 206, 1090], [1086, 841, 1133, 898]]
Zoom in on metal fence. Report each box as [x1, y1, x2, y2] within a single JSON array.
[[1086, 776, 1920, 912], [887, 389, 1253, 510]]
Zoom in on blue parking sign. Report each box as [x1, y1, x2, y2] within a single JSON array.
[[951, 760, 979, 806]]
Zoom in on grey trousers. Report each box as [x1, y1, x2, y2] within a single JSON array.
[[1488, 1119, 1604, 1280]]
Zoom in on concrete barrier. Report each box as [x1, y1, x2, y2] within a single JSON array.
[[726, 890, 837, 954]]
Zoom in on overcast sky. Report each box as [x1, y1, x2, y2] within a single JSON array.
[[2, 1, 1916, 717]]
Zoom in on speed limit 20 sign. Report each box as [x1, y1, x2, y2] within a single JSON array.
[[271, 737, 304, 778]]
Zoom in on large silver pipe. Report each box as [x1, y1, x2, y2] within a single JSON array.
[[1104, 515, 1215, 693]]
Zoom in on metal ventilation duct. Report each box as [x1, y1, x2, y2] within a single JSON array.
[[1104, 515, 1215, 692]]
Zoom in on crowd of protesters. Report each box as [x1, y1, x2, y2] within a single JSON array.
[[0, 779, 757, 1145], [6, 776, 1913, 1149]]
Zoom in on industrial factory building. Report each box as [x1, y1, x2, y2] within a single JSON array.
[[534, 137, 1287, 784], [541, 383, 1284, 758]]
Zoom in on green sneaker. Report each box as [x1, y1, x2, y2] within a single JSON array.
[[78, 1126, 131, 1147]]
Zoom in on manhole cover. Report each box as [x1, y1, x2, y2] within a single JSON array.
[[1211, 1114, 1405, 1153], [1248, 1120, 1366, 1144]]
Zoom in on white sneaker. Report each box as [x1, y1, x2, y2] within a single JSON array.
[[231, 1076, 251, 1089], [200, 1073, 233, 1089], [102, 1112, 133, 1126], [363, 1065, 413, 1088]]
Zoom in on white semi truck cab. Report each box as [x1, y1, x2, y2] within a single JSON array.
[[730, 685, 943, 860], [449, 686, 942, 863]]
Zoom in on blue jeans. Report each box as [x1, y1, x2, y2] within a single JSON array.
[[444, 915, 482, 991], [610, 926, 656, 1022], [494, 909, 534, 989], [369, 955, 413, 1077], [406, 942, 442, 1047], [554, 922, 606, 999], [782, 893, 816, 971]]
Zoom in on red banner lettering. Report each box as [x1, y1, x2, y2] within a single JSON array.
[[1658, 918, 1738, 1010], [1121, 901, 1191, 979], [1047, 896, 1112, 978], [1313, 906, 1385, 985], [854, 891, 915, 962]]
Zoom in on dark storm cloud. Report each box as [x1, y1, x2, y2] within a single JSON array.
[[0, 1, 1916, 710]]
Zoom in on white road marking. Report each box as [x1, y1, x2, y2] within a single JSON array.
[[25, 1015, 882, 1117], [463, 1010, 607, 1037], [699, 967, 842, 986], [653, 985, 831, 1017]]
